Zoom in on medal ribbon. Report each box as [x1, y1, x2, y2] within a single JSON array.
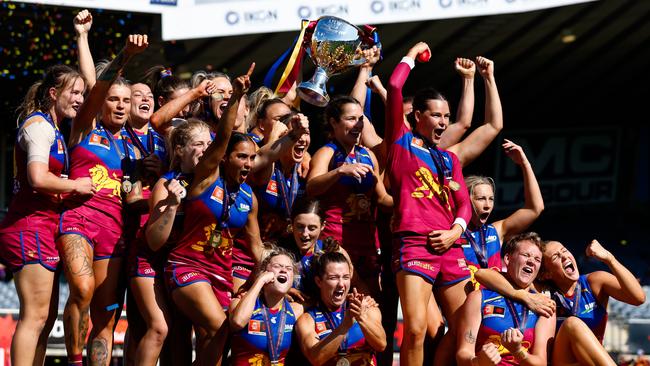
[[261, 298, 290, 364], [321, 302, 349, 357], [45, 112, 70, 178], [504, 298, 529, 333], [125, 123, 155, 157], [103, 125, 133, 183], [275, 162, 300, 218], [554, 281, 582, 316], [465, 225, 488, 268]]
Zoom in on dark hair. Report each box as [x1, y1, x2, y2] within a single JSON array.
[[190, 70, 231, 123], [323, 95, 361, 134], [225, 131, 254, 156], [256, 245, 299, 278], [257, 98, 287, 120], [312, 251, 351, 279], [406, 87, 447, 127], [291, 197, 323, 222], [168, 118, 211, 170], [502, 232, 543, 259], [17, 65, 84, 121], [142, 65, 190, 107]]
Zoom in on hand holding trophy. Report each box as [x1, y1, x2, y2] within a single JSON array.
[[298, 16, 381, 107]]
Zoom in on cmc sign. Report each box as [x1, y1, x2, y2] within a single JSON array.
[[494, 128, 620, 208]]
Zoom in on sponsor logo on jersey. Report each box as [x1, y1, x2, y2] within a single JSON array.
[[266, 179, 278, 196], [88, 133, 110, 149], [483, 305, 505, 318], [410, 137, 429, 153], [211, 186, 224, 204], [315, 321, 330, 336], [248, 319, 266, 336]]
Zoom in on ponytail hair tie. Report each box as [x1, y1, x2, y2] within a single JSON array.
[[160, 68, 173, 78]]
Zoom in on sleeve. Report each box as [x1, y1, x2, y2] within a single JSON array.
[[18, 121, 56, 165], [449, 151, 471, 230], [385, 58, 414, 145]]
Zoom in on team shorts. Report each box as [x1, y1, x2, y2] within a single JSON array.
[[0, 214, 59, 272], [165, 261, 232, 309], [59, 207, 125, 260], [392, 232, 470, 287]]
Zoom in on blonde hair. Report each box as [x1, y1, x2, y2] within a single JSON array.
[[465, 175, 495, 197], [17, 65, 84, 122], [167, 118, 211, 170]]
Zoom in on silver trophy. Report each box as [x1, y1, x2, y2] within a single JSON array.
[[298, 16, 380, 107]]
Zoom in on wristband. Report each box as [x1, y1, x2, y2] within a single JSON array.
[[453, 217, 467, 231], [400, 57, 415, 70]]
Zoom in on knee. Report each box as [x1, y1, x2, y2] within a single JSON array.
[[68, 280, 95, 306], [149, 320, 169, 344], [20, 309, 50, 331], [204, 313, 227, 337], [403, 318, 428, 344], [561, 316, 587, 335]]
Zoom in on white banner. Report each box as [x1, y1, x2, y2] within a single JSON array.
[[161, 0, 597, 40], [15, 0, 597, 40]]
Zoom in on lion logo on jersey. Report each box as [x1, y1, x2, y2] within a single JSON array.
[[411, 167, 451, 211], [193, 223, 232, 256], [343, 193, 371, 222], [89, 164, 121, 197]]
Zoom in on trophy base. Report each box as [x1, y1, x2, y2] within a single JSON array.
[[297, 83, 330, 107]]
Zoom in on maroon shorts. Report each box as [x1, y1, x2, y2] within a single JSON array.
[[59, 207, 125, 260], [232, 238, 254, 281], [0, 214, 59, 272], [392, 232, 470, 286], [164, 261, 232, 309]]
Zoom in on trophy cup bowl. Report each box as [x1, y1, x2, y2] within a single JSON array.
[[298, 16, 378, 107]]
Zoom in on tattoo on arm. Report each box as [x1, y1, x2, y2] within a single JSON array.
[[465, 330, 477, 344]]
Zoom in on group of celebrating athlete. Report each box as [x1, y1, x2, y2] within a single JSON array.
[[0, 9, 645, 366]]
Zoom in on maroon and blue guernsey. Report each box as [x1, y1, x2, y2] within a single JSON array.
[[553, 274, 608, 343], [478, 289, 539, 365], [460, 224, 503, 285], [385, 61, 471, 236]]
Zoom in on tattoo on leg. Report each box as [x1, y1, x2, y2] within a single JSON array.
[[63, 235, 93, 277], [78, 310, 89, 349], [90, 337, 109, 366], [465, 330, 476, 344]]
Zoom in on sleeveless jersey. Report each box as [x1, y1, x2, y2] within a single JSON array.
[[478, 289, 538, 365], [231, 297, 296, 366], [319, 142, 378, 253], [306, 303, 376, 366], [460, 224, 503, 272], [553, 274, 608, 342], [295, 239, 324, 292], [4, 111, 66, 222], [65, 123, 138, 227], [167, 176, 253, 286], [386, 61, 471, 235], [257, 162, 306, 241]]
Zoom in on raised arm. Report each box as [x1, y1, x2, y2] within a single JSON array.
[[229, 271, 275, 331], [73, 9, 96, 90], [191, 63, 254, 192], [474, 269, 555, 318], [447, 56, 503, 167], [150, 79, 215, 136], [586, 240, 646, 306], [439, 57, 475, 149], [386, 42, 429, 145], [69, 34, 148, 147], [493, 140, 544, 242], [145, 177, 183, 251], [350, 46, 380, 111], [250, 114, 309, 184]]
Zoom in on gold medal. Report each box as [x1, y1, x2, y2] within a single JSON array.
[[210, 230, 222, 249], [336, 357, 350, 366], [356, 194, 370, 211], [448, 179, 460, 191], [122, 180, 133, 194]]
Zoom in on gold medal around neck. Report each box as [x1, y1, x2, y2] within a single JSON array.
[[336, 357, 350, 366], [356, 194, 370, 211], [448, 180, 461, 192], [210, 230, 222, 249], [122, 180, 132, 194]]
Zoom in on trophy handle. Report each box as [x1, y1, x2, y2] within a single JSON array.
[[297, 67, 330, 107]]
